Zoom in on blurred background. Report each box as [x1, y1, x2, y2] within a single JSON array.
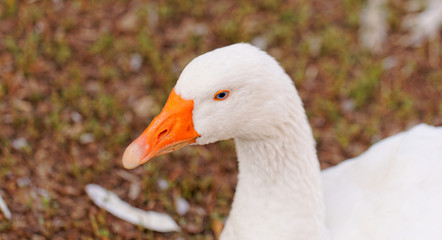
[[0, 0, 441, 239]]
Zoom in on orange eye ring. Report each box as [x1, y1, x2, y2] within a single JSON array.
[[214, 90, 230, 101]]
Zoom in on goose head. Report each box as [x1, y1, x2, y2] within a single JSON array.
[[122, 43, 298, 169]]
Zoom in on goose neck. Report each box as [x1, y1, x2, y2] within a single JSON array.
[[220, 130, 327, 240]]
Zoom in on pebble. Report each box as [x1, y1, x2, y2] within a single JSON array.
[[341, 99, 355, 113], [70, 111, 82, 123], [176, 197, 189, 215], [157, 178, 168, 190], [130, 53, 143, 72], [79, 133, 94, 144], [133, 96, 154, 118], [251, 36, 267, 50], [12, 138, 29, 150]]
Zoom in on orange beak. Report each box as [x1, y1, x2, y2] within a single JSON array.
[[122, 89, 200, 169]]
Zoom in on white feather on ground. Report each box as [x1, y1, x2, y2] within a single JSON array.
[[360, 0, 388, 53], [360, 0, 442, 51], [85, 184, 180, 232], [402, 0, 442, 46], [0, 192, 11, 220]]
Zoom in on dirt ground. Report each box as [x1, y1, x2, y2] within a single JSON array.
[[0, 0, 441, 239]]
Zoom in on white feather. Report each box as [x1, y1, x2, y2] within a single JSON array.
[[360, 0, 388, 53], [402, 0, 442, 46], [0, 192, 11, 219], [85, 184, 180, 232], [360, 0, 442, 50]]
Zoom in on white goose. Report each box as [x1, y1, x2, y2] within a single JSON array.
[[122, 43, 442, 240]]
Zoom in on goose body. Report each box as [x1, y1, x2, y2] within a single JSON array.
[[122, 43, 442, 240], [323, 124, 442, 239]]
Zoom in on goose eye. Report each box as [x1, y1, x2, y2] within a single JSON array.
[[214, 90, 230, 101]]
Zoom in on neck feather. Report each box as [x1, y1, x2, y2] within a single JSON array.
[[220, 97, 327, 240]]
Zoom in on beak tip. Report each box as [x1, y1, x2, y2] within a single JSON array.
[[122, 142, 142, 169]]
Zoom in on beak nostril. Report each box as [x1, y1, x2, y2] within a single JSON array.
[[157, 129, 168, 140]]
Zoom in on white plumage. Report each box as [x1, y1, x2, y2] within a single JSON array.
[[323, 124, 442, 239]]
